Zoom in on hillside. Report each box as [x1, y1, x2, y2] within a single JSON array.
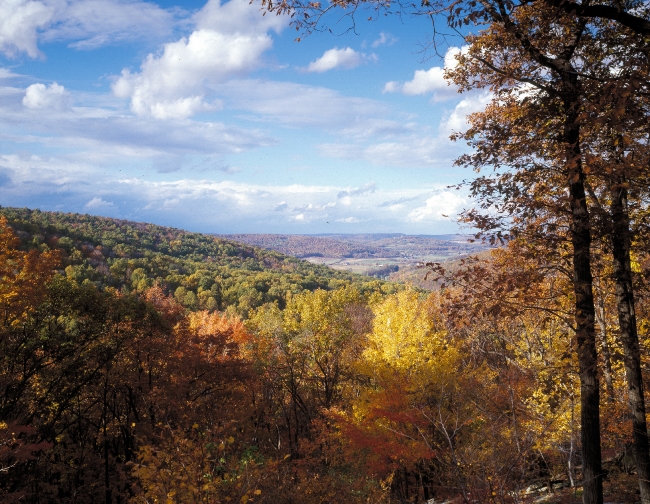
[[220, 232, 491, 283], [0, 207, 395, 317], [0, 207, 644, 504]]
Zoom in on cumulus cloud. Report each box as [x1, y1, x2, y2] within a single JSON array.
[[440, 91, 492, 133], [0, 0, 54, 58], [0, 81, 275, 166], [371, 32, 397, 48], [407, 191, 465, 222], [193, 0, 285, 34], [384, 46, 466, 102], [112, 0, 287, 119], [23, 82, 71, 109], [306, 47, 371, 73], [101, 179, 465, 232], [0, 150, 464, 233], [0, 0, 178, 58], [84, 196, 114, 209], [112, 30, 262, 119]]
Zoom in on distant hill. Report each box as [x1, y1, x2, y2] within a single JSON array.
[[219, 233, 489, 260], [220, 234, 387, 258], [0, 207, 395, 317]]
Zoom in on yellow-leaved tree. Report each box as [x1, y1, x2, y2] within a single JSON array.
[[338, 288, 525, 503]]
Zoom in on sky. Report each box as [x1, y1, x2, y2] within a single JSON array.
[[0, 0, 490, 235]]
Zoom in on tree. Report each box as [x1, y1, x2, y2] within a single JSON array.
[[0, 216, 59, 324], [257, 0, 646, 500]]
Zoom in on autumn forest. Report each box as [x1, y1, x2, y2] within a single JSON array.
[[2, 0, 650, 502], [0, 185, 644, 504]]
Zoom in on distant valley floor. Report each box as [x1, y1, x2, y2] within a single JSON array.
[[218, 233, 493, 288]]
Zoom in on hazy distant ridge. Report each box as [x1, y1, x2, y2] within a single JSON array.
[[219, 233, 488, 260]]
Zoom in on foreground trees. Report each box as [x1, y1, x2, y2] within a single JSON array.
[[259, 0, 649, 499], [3, 212, 650, 502]]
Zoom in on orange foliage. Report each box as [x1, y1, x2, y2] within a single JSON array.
[[0, 216, 59, 324]]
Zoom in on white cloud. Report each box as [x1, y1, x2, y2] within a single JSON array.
[[0, 0, 178, 58], [319, 133, 456, 169], [113, 0, 287, 119], [337, 182, 375, 198], [0, 152, 96, 187], [105, 179, 462, 232], [407, 192, 465, 222], [306, 47, 367, 73], [384, 46, 466, 102], [402, 67, 448, 96], [0, 0, 54, 58], [112, 30, 266, 119], [220, 79, 409, 138], [194, 0, 285, 34], [371, 32, 397, 48], [440, 91, 492, 133], [43, 0, 177, 50], [0, 152, 463, 232], [0, 83, 274, 163], [84, 196, 114, 209], [0, 68, 22, 79], [23, 82, 71, 109]]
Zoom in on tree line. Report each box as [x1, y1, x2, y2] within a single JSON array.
[[1, 205, 650, 502]]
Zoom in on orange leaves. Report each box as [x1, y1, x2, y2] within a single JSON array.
[[132, 423, 265, 504], [0, 216, 60, 324]]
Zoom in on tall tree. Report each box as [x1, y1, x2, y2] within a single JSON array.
[[257, 0, 649, 499]]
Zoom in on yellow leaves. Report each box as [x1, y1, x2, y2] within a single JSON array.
[[362, 289, 455, 382], [227, 436, 235, 444]]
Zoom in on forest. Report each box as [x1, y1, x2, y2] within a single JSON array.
[[2, 0, 650, 501], [0, 197, 647, 503]]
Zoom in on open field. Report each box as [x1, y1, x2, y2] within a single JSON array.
[[219, 233, 493, 286]]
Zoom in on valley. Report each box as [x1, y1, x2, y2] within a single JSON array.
[[219, 232, 491, 280]]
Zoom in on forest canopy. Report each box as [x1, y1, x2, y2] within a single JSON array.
[[0, 202, 649, 502]]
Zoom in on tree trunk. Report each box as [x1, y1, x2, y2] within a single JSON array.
[[564, 90, 603, 504], [594, 279, 615, 402], [609, 181, 650, 504]]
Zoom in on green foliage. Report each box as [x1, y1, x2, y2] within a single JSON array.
[[0, 207, 391, 317]]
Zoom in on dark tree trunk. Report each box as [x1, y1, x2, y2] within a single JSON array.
[[594, 287, 615, 402], [609, 181, 650, 504], [564, 88, 603, 504]]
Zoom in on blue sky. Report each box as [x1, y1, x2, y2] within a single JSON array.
[[0, 0, 489, 234]]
